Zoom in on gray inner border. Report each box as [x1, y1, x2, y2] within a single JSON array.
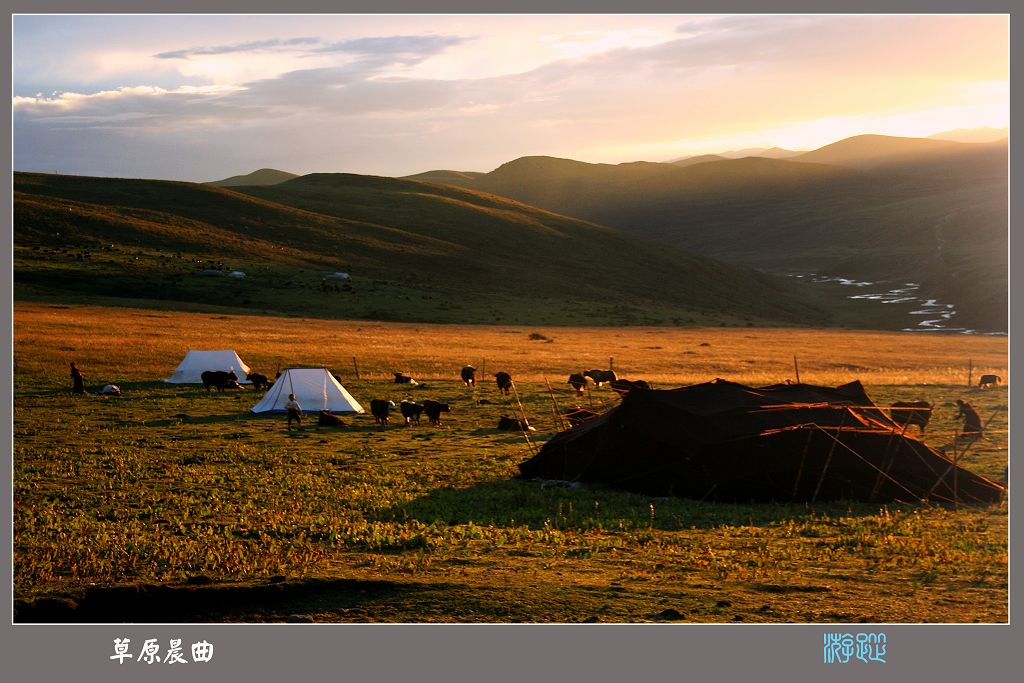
[[3, 2, 1016, 681]]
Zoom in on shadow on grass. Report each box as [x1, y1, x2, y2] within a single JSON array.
[[469, 427, 537, 441], [377, 477, 904, 532], [16, 381, 270, 400], [13, 577, 441, 623], [141, 412, 257, 427]]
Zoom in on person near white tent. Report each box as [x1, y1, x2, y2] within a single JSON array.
[[250, 367, 364, 416], [285, 394, 303, 430]]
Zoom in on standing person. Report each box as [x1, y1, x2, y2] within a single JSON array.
[[956, 399, 983, 438], [70, 362, 85, 395], [285, 393, 303, 430]]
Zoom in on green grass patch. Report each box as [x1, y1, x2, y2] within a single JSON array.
[[13, 366, 1007, 623]]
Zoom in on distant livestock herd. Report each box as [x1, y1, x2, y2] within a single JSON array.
[[172, 362, 655, 434], [76, 358, 1002, 440]]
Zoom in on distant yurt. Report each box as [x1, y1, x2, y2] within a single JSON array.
[[164, 349, 252, 384], [251, 367, 364, 414], [518, 379, 1004, 505]]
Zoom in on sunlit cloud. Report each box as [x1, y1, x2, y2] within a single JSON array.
[[14, 84, 245, 112]]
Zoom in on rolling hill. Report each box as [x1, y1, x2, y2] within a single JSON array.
[[403, 135, 1008, 331], [207, 168, 298, 187], [790, 134, 1000, 170], [929, 127, 1008, 144], [12, 171, 830, 327], [720, 146, 801, 159], [670, 154, 727, 167]]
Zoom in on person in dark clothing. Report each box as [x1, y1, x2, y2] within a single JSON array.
[[70, 362, 85, 395], [956, 399, 983, 437]]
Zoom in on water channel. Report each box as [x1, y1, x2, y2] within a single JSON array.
[[788, 273, 1004, 335]]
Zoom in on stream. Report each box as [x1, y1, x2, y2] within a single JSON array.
[[788, 273, 1004, 335]]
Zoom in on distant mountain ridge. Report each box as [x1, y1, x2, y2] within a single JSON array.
[[401, 134, 1007, 331], [929, 126, 1008, 143], [789, 134, 994, 169], [670, 154, 727, 167], [720, 146, 802, 159], [670, 147, 801, 164]]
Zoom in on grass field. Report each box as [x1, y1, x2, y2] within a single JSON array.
[[14, 170, 829, 329], [12, 303, 1009, 623]]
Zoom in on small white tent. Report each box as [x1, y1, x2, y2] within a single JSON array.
[[164, 349, 252, 384], [251, 367, 364, 414]]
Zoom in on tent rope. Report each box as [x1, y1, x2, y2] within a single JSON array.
[[805, 423, 958, 504], [510, 381, 538, 456]]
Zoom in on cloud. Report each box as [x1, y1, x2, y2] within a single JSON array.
[[153, 33, 466, 64], [154, 37, 321, 59], [312, 34, 468, 57], [12, 17, 1008, 181]]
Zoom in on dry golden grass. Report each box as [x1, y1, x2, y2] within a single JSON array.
[[14, 302, 1007, 388]]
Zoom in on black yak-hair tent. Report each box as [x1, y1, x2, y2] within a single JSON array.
[[518, 379, 1003, 504]]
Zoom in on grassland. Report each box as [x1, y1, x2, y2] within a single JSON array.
[[12, 303, 1008, 623], [14, 170, 824, 328]]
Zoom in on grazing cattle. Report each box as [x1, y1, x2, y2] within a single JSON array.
[[394, 372, 418, 385], [567, 373, 588, 395], [400, 400, 424, 425], [423, 400, 451, 426], [956, 399, 983, 437], [317, 410, 346, 427], [98, 384, 122, 396], [495, 372, 513, 395], [584, 369, 617, 387], [610, 378, 651, 395], [246, 372, 271, 391], [498, 415, 536, 432], [201, 370, 240, 393], [460, 365, 477, 387], [889, 401, 933, 434], [370, 399, 397, 426], [978, 374, 1002, 388], [565, 407, 601, 427]]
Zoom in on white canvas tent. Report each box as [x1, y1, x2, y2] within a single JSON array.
[[164, 349, 252, 384], [251, 367, 364, 414]]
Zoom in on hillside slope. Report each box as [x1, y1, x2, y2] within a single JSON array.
[[403, 137, 1007, 331], [13, 171, 828, 327]]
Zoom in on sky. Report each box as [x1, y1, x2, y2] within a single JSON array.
[[11, 14, 1009, 182]]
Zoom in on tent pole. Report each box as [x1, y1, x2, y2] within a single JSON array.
[[810, 443, 835, 504], [811, 412, 846, 504], [544, 377, 566, 432], [871, 416, 910, 501], [510, 381, 537, 455], [791, 430, 814, 501]]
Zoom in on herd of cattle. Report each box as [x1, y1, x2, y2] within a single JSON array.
[[367, 366, 644, 431], [194, 365, 999, 437]]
